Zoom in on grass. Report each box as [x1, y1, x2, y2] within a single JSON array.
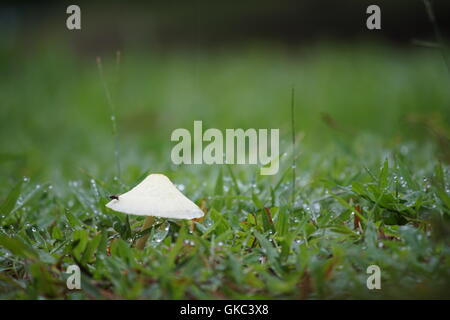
[[0, 42, 450, 299]]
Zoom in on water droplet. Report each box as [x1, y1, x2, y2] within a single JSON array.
[[313, 203, 320, 212]]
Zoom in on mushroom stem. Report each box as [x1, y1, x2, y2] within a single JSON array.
[[135, 216, 155, 250]]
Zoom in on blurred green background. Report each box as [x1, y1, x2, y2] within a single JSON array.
[[1, 0, 449, 186]]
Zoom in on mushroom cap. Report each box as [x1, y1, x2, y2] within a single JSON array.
[[105, 174, 204, 219]]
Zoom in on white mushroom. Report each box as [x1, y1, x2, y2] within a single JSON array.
[[106, 173, 204, 249]]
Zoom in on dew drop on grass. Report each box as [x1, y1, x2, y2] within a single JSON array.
[[90, 179, 100, 200], [313, 203, 320, 212], [16, 196, 24, 206]]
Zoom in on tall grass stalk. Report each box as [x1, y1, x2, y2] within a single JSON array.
[[97, 55, 122, 179], [423, 0, 450, 75], [290, 86, 296, 206]]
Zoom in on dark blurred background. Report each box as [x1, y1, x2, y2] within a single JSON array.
[[2, 0, 450, 53]]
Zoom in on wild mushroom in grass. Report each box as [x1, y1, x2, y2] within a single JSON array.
[[106, 173, 204, 249]]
